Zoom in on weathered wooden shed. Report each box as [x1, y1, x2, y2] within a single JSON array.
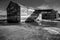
[[25, 9, 58, 26], [6, 1, 20, 23]]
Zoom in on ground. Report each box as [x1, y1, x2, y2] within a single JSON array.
[[0, 23, 60, 40]]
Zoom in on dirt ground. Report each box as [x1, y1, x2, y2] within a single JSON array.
[[0, 23, 60, 40]]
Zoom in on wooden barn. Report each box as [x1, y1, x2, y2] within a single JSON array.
[[25, 9, 59, 26], [6, 1, 20, 23]]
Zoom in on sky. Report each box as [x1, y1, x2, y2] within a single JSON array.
[[0, 0, 60, 12]]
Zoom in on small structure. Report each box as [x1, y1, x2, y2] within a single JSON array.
[[6, 1, 20, 23], [25, 9, 58, 26]]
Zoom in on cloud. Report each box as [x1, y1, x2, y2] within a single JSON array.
[[44, 0, 56, 3], [36, 4, 51, 9], [36, 4, 60, 13], [53, 7, 60, 13]]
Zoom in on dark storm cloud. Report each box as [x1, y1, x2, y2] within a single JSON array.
[[12, 0, 45, 7], [0, 0, 45, 10], [0, 0, 60, 12], [36, 0, 60, 12], [17, 0, 60, 8]]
